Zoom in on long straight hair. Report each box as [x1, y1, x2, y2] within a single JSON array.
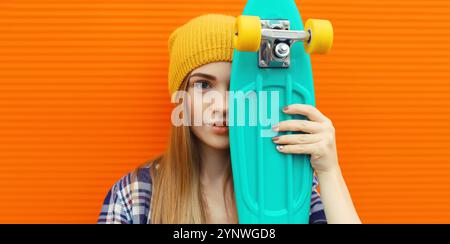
[[149, 74, 237, 224]]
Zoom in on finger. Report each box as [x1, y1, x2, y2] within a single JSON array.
[[275, 143, 318, 155], [272, 133, 322, 145], [283, 104, 329, 123], [274, 119, 322, 133]]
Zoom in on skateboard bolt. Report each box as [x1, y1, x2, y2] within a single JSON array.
[[274, 43, 290, 59]]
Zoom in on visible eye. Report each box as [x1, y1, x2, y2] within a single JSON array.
[[193, 80, 211, 90]]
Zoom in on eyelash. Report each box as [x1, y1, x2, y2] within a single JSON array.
[[193, 80, 211, 90]]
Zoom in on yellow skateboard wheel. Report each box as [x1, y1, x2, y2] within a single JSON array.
[[304, 19, 333, 54], [233, 15, 262, 52]]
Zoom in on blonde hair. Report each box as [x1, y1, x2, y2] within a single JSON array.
[[150, 75, 237, 224]]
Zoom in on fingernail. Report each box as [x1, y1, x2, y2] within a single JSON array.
[[283, 106, 289, 112], [272, 136, 279, 142], [276, 145, 284, 151], [272, 125, 279, 131]]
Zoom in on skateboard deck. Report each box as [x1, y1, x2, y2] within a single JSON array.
[[229, 0, 333, 223]]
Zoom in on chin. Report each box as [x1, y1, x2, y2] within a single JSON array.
[[204, 135, 230, 150], [190, 126, 230, 150]]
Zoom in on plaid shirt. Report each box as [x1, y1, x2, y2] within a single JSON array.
[[98, 161, 327, 224]]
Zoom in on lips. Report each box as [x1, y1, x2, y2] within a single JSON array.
[[207, 121, 229, 134]]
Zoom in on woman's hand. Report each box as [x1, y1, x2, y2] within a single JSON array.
[[272, 104, 361, 223], [271, 104, 339, 174]]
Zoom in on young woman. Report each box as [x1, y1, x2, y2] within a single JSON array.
[[98, 14, 361, 224]]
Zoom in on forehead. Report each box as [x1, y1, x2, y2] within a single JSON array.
[[191, 62, 231, 79]]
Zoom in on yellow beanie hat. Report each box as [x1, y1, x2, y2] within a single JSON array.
[[168, 14, 235, 95]]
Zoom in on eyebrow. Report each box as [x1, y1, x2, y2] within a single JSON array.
[[189, 73, 217, 81]]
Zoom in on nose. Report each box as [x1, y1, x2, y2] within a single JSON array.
[[210, 89, 228, 122]]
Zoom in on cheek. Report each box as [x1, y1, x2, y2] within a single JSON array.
[[189, 92, 212, 124], [191, 97, 204, 124], [186, 90, 200, 122]]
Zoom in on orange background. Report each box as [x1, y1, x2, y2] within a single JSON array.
[[0, 0, 449, 223]]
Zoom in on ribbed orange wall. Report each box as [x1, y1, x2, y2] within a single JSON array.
[[0, 0, 449, 223]]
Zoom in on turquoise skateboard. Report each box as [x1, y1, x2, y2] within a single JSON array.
[[229, 0, 333, 223]]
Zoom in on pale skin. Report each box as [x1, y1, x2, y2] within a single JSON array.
[[186, 61, 361, 224]]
